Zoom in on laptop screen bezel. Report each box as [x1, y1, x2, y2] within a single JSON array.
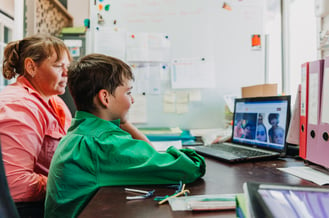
[[231, 95, 291, 155]]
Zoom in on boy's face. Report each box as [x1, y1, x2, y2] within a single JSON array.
[[270, 117, 278, 126], [108, 79, 134, 123], [273, 128, 284, 144]]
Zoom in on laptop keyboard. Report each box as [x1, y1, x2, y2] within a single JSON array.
[[197, 144, 271, 158]]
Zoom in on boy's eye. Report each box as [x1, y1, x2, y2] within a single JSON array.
[[54, 64, 69, 69]]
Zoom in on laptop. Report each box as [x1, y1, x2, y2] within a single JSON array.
[[193, 95, 291, 163]]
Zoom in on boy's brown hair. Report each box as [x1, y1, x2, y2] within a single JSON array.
[[68, 53, 134, 112]]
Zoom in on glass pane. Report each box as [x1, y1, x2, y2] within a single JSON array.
[[4, 26, 12, 44], [59, 0, 67, 8], [0, 24, 2, 42]]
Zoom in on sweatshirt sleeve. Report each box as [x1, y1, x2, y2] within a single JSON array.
[[96, 135, 206, 186], [169, 147, 206, 177]]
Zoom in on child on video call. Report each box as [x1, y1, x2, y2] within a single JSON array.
[[44, 54, 206, 218], [268, 113, 284, 144], [256, 113, 267, 142]]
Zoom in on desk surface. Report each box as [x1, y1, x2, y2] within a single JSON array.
[[78, 157, 324, 218]]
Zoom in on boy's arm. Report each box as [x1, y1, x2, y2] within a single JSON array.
[[120, 122, 153, 146]]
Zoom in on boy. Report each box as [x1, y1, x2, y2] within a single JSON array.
[[44, 54, 206, 217], [268, 113, 280, 143], [272, 126, 284, 145]]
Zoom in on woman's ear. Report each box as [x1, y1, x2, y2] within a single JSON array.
[[24, 58, 36, 78], [97, 89, 110, 108]]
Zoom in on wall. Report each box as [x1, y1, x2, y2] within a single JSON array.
[[321, 16, 329, 58], [88, 0, 279, 129], [67, 0, 89, 27], [285, 0, 317, 102], [0, 0, 14, 17]]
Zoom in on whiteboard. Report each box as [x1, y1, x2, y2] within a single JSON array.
[[88, 0, 266, 129]]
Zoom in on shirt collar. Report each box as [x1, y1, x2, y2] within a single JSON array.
[[16, 76, 39, 95], [75, 111, 121, 127]]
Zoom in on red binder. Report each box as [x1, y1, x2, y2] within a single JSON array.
[[306, 59, 324, 163], [299, 62, 309, 159]]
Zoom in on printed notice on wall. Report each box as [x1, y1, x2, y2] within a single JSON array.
[[94, 27, 126, 60], [171, 57, 215, 89]]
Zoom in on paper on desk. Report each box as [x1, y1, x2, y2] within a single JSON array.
[[168, 194, 237, 211], [278, 166, 329, 186], [190, 128, 232, 145], [151, 140, 182, 152]]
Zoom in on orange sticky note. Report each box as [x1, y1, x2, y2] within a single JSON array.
[[251, 34, 261, 47]]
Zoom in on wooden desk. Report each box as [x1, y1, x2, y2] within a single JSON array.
[[78, 157, 320, 218]]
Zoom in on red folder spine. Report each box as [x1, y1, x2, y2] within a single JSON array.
[[306, 59, 324, 163], [299, 62, 309, 159]]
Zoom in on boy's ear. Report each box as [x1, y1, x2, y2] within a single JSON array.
[[24, 58, 37, 78], [97, 89, 110, 108]]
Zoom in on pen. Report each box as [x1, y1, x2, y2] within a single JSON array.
[[125, 188, 150, 194], [125, 188, 155, 200]]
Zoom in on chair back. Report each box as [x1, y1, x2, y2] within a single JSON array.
[[0, 137, 20, 218]]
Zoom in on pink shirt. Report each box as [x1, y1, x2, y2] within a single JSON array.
[[0, 76, 72, 202]]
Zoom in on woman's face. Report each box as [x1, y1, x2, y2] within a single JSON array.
[[32, 51, 70, 100]]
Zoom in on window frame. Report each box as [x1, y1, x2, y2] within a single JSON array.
[[0, 11, 14, 90]]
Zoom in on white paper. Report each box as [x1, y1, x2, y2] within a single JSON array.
[[308, 73, 319, 125], [278, 166, 329, 186], [190, 128, 232, 145], [132, 63, 164, 95], [151, 140, 182, 152], [171, 57, 215, 89], [321, 67, 329, 123], [128, 94, 147, 123], [94, 27, 126, 60], [300, 65, 307, 116], [126, 32, 171, 62]]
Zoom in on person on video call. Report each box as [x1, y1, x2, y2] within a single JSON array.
[[268, 113, 282, 143]]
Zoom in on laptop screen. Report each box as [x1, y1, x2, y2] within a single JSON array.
[[231, 96, 291, 152]]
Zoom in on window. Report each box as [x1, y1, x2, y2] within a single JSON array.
[[0, 11, 14, 91], [58, 0, 67, 8]]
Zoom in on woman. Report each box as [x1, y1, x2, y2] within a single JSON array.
[[0, 34, 72, 202]]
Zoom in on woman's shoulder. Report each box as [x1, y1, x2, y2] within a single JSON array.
[[0, 85, 49, 118], [0, 84, 34, 105]]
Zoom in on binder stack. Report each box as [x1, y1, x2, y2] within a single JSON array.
[[301, 57, 329, 168]]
